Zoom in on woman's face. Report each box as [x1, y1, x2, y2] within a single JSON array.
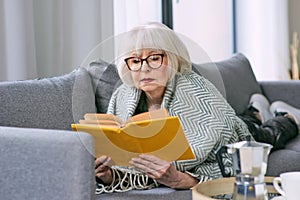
[[126, 49, 169, 94]]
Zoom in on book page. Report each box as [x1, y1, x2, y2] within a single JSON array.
[[79, 119, 120, 127], [81, 109, 169, 127], [82, 113, 123, 127], [125, 108, 169, 124]]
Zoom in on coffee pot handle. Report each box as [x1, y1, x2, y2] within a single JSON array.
[[216, 146, 231, 177]]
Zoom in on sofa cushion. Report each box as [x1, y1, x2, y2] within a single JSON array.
[[0, 67, 96, 130], [193, 53, 262, 115], [87, 59, 121, 113], [267, 149, 300, 176], [285, 135, 300, 152]]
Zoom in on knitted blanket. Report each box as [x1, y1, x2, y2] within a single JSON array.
[[98, 71, 251, 193]]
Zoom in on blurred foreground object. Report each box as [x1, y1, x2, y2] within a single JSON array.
[[290, 32, 299, 80]]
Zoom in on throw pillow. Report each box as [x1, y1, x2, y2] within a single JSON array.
[[87, 59, 122, 113]]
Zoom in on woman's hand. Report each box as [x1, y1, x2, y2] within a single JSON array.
[[129, 154, 198, 189], [95, 155, 113, 185]]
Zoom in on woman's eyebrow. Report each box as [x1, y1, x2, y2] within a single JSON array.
[[129, 53, 138, 57], [148, 50, 163, 54], [129, 50, 162, 57]]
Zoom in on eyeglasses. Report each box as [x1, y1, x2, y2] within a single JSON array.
[[124, 54, 164, 72]]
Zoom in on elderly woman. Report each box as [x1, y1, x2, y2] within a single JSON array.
[[94, 22, 252, 193]]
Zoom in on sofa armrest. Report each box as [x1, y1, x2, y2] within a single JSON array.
[[0, 126, 95, 200], [259, 80, 300, 108]]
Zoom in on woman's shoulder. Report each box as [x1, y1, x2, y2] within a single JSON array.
[[175, 71, 226, 102], [179, 70, 207, 80]]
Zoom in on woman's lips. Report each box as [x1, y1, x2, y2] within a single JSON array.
[[140, 78, 155, 83]]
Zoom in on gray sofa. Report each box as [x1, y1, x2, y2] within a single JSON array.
[[1, 53, 300, 200]]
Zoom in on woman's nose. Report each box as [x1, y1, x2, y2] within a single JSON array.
[[140, 60, 151, 72]]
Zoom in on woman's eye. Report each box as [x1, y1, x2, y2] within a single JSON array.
[[150, 55, 159, 61], [132, 58, 141, 64]]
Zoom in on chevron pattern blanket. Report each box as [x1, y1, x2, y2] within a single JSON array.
[[103, 71, 251, 192]]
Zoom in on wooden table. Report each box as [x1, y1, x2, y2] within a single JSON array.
[[192, 177, 278, 200]]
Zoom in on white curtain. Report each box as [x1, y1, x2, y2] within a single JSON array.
[[172, 0, 234, 63], [235, 0, 290, 81], [0, 0, 114, 81], [113, 0, 161, 37], [0, 0, 37, 81]]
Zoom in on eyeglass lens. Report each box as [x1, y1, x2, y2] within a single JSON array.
[[126, 54, 163, 71]]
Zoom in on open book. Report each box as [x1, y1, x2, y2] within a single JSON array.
[[71, 109, 195, 166]]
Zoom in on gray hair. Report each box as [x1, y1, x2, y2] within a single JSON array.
[[116, 22, 192, 86]]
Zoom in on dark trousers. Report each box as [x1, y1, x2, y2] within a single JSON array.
[[238, 106, 298, 151]]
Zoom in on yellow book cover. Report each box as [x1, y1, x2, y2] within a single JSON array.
[[71, 109, 195, 166]]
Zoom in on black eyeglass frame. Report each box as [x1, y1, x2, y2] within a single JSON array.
[[124, 53, 165, 72]]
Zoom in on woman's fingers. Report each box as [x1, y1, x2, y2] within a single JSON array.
[[95, 155, 112, 168], [95, 155, 113, 176], [130, 154, 170, 178], [130, 154, 160, 169]]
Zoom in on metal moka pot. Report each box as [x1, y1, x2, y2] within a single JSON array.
[[217, 140, 272, 200]]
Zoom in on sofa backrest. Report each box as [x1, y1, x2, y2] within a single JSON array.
[[0, 53, 261, 130], [193, 53, 262, 114], [0, 67, 96, 130]]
